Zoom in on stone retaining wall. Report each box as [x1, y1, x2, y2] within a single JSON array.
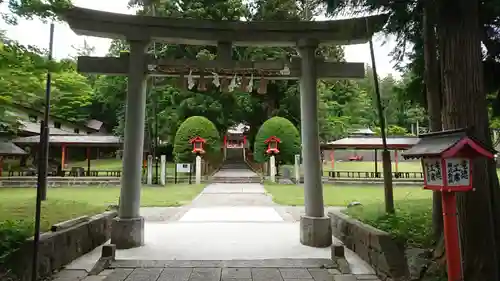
[[0, 177, 121, 187], [4, 211, 117, 281], [328, 211, 409, 281], [0, 176, 210, 187]]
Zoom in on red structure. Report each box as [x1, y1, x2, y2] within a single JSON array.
[[12, 135, 122, 175], [265, 136, 281, 155], [224, 124, 248, 149], [190, 136, 206, 154], [402, 129, 495, 281], [322, 136, 419, 173]]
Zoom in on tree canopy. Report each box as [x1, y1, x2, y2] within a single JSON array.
[[173, 116, 220, 162], [253, 116, 301, 164], [0, 0, 429, 143]]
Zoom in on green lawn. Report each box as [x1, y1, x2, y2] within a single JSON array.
[[264, 183, 435, 249], [264, 183, 431, 206], [0, 184, 205, 230]]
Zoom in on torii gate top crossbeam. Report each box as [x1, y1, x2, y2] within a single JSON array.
[[63, 7, 387, 47]]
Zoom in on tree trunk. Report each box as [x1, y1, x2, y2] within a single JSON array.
[[437, 0, 500, 279], [422, 0, 443, 240]]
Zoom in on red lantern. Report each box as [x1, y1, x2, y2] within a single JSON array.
[[402, 129, 495, 281], [189, 136, 207, 155], [403, 129, 494, 192], [265, 136, 281, 155]]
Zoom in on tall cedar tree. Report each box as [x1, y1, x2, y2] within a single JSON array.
[[438, 0, 500, 279]]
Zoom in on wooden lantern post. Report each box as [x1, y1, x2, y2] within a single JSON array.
[[402, 129, 496, 281], [190, 136, 206, 184], [265, 136, 281, 183]]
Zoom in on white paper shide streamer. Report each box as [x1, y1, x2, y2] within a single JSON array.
[[212, 72, 220, 87], [246, 74, 254, 92], [228, 74, 238, 92], [187, 70, 195, 90], [280, 64, 290, 75]]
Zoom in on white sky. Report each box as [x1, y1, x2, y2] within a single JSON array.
[[0, 0, 400, 78]]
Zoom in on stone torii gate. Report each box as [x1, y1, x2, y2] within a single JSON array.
[[63, 7, 386, 249]]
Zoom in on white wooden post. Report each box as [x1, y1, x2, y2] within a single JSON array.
[[195, 155, 202, 184], [270, 155, 276, 183], [160, 155, 166, 185], [147, 154, 153, 185], [295, 154, 300, 184]]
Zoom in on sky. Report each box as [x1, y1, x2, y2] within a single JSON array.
[[0, 0, 400, 78]]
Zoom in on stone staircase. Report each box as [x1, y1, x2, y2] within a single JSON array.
[[212, 148, 261, 183]]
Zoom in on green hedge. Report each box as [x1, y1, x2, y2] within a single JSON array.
[[253, 117, 301, 164], [0, 220, 32, 263], [173, 116, 221, 163]]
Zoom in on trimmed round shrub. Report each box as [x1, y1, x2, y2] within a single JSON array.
[[253, 117, 301, 164], [173, 116, 221, 162]]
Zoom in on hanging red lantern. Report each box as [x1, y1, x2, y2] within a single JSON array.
[[189, 136, 207, 155], [264, 136, 281, 155]]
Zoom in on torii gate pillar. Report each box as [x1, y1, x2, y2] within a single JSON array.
[[297, 39, 332, 248], [111, 39, 149, 249]]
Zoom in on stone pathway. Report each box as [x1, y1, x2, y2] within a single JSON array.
[[60, 260, 380, 281], [60, 168, 379, 281]]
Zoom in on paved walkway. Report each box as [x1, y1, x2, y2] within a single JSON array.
[[60, 168, 379, 281]]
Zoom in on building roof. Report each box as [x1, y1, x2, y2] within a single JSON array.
[[227, 123, 249, 135], [323, 136, 420, 150], [64, 7, 387, 47], [86, 119, 104, 131], [12, 135, 122, 147], [10, 103, 101, 132], [349, 128, 375, 135], [0, 142, 27, 156], [19, 120, 78, 135], [402, 129, 496, 159]]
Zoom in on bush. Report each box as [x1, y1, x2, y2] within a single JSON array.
[[253, 117, 301, 164], [0, 220, 32, 263], [173, 116, 221, 163], [344, 199, 434, 248]]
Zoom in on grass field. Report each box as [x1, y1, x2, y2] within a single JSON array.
[[0, 184, 205, 231], [264, 182, 434, 248], [264, 183, 431, 206]]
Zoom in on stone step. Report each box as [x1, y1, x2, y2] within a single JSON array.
[[211, 177, 261, 183], [220, 164, 250, 169]]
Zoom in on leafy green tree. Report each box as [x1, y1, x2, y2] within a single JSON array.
[[50, 71, 92, 122], [253, 117, 300, 164], [2, 0, 71, 26], [323, 0, 500, 278], [373, 125, 409, 136], [173, 116, 221, 162]]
